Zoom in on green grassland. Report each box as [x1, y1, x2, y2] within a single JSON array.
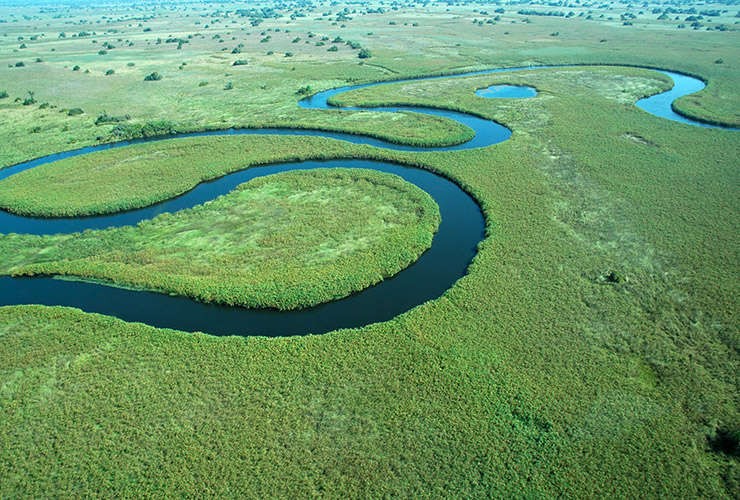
[[0, 0, 738, 496], [0, 135, 406, 216]]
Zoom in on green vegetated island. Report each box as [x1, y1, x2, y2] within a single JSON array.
[[0, 0, 738, 496]]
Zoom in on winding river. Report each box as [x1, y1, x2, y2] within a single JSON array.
[[0, 66, 733, 336]]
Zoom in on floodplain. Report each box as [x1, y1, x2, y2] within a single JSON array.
[[0, 0, 738, 496]]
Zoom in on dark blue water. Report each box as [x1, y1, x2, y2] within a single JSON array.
[[2, 159, 482, 336], [0, 65, 732, 336], [476, 85, 537, 98], [636, 70, 738, 129]]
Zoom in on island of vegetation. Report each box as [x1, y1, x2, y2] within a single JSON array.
[[2, 167, 440, 310]]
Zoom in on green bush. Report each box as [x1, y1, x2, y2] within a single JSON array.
[[295, 85, 312, 96], [67, 108, 85, 116], [110, 120, 176, 140], [95, 112, 130, 125], [232, 59, 248, 66], [21, 91, 35, 106], [144, 71, 162, 81]]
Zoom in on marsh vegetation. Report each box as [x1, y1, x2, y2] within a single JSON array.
[[0, 0, 737, 496]]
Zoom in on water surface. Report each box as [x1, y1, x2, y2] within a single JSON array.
[[476, 85, 537, 98]]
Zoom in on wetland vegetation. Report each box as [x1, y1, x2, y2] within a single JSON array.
[[0, 0, 738, 496]]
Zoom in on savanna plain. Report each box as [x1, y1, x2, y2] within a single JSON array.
[[0, 0, 738, 496]]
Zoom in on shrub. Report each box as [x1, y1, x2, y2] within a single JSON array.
[[144, 71, 162, 81], [358, 48, 372, 59], [232, 59, 248, 66], [224, 81, 233, 90], [22, 91, 36, 106], [295, 85, 312, 96], [327, 45, 338, 52], [105, 69, 115, 75], [0, 90, 8, 99], [72, 65, 80, 71], [110, 120, 176, 139], [95, 112, 130, 125], [67, 108, 85, 116], [198, 81, 208, 87], [15, 61, 25, 67], [284, 52, 293, 57]]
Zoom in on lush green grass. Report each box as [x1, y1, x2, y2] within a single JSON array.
[[0, 135, 394, 216], [0, 1, 738, 497], [1, 168, 440, 310]]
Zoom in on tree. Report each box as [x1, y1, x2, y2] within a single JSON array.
[[22, 91, 36, 106], [295, 85, 312, 96], [358, 48, 372, 59]]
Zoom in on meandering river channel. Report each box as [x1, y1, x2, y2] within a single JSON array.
[[0, 66, 732, 336]]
